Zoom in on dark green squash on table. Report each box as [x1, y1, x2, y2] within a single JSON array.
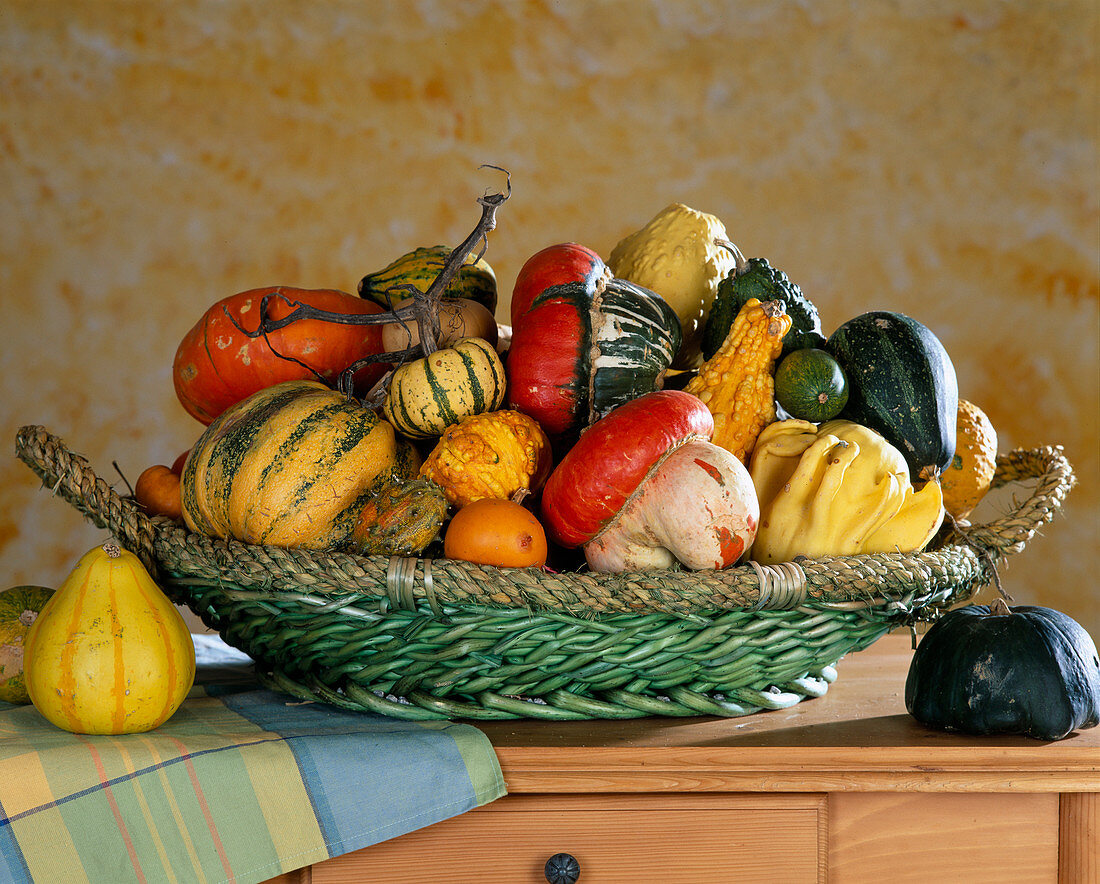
[[905, 601, 1100, 741]]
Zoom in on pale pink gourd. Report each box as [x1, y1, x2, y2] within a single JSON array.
[[584, 439, 759, 573]]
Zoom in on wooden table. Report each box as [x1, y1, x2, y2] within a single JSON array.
[[266, 632, 1099, 883]]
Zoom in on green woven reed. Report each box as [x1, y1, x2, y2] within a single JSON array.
[[15, 425, 1075, 721]]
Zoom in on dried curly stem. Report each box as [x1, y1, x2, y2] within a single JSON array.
[[225, 166, 511, 401]]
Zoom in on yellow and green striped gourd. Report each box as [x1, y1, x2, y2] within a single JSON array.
[[382, 337, 506, 439], [182, 379, 412, 549], [358, 245, 498, 314]]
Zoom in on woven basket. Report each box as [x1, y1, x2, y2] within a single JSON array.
[[15, 425, 1075, 721]]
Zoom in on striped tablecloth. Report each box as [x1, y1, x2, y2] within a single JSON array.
[[0, 636, 507, 884]]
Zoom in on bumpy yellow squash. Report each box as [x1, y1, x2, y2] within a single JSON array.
[[420, 409, 552, 507], [24, 542, 195, 734]]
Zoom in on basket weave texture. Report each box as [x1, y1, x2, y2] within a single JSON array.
[[16, 425, 1075, 721]]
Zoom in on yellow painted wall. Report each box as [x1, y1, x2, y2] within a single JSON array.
[[2, 1, 1097, 638]]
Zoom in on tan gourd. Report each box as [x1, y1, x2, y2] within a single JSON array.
[[381, 297, 498, 352], [24, 542, 195, 734]]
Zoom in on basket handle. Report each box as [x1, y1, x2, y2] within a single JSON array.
[[961, 445, 1076, 556], [15, 425, 162, 575]]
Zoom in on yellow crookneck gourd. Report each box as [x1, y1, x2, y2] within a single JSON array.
[[748, 419, 945, 565], [24, 542, 196, 735], [685, 297, 791, 464]]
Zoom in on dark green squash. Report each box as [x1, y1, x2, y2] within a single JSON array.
[[905, 601, 1100, 741], [702, 255, 825, 361], [774, 348, 849, 423], [826, 311, 958, 483]]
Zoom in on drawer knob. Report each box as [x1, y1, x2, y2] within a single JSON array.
[[544, 852, 581, 883]]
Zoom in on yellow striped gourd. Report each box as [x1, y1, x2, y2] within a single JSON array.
[[182, 379, 411, 549], [382, 337, 506, 439], [24, 542, 195, 734]]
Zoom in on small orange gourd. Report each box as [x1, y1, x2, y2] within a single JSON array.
[[444, 499, 548, 568], [940, 399, 999, 520], [684, 298, 791, 462], [134, 463, 184, 520], [24, 542, 196, 734]]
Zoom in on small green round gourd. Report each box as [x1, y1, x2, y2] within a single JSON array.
[[905, 600, 1100, 741], [774, 348, 849, 423]]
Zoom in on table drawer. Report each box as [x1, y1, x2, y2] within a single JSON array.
[[309, 793, 826, 883]]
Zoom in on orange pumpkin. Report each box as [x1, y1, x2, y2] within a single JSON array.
[[173, 286, 389, 424], [443, 499, 548, 568]]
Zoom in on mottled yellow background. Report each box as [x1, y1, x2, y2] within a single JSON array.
[[2, 1, 1097, 638]]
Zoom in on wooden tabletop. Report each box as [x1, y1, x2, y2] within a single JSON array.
[[476, 632, 1100, 794]]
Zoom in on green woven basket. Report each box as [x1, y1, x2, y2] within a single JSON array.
[[15, 425, 1075, 721]]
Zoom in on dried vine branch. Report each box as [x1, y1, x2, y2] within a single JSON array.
[[223, 165, 511, 402]]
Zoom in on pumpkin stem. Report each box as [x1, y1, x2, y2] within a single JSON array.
[[409, 164, 511, 358], [715, 238, 749, 275], [941, 510, 1013, 602], [102, 541, 122, 559], [990, 597, 1012, 616]]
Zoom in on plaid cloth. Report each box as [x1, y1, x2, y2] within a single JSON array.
[[0, 636, 506, 884]]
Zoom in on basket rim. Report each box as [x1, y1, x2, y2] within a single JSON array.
[[14, 424, 1076, 618]]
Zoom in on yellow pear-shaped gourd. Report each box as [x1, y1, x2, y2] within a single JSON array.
[[25, 542, 196, 734]]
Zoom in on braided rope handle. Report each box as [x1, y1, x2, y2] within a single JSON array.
[[969, 445, 1076, 554], [15, 425, 163, 574], [14, 425, 1076, 615]]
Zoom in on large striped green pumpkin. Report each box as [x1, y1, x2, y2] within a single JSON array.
[[182, 380, 411, 549], [382, 336, 506, 439]]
